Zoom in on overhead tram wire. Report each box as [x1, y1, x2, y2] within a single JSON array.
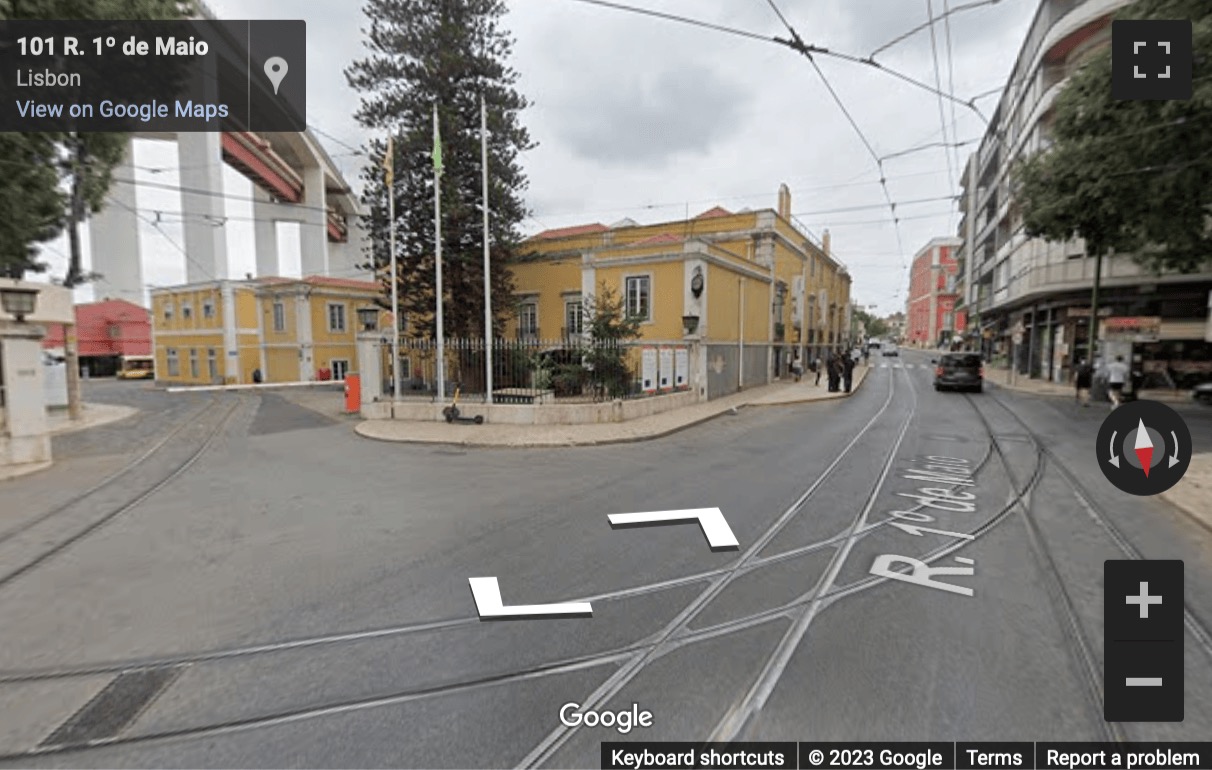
[[926, 0, 958, 230], [869, 0, 1003, 59], [755, 1, 904, 265], [802, 54, 908, 269], [562, 0, 991, 124], [942, 0, 964, 192]]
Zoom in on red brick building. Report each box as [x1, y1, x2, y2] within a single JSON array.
[[42, 299, 151, 376], [906, 237, 965, 347]]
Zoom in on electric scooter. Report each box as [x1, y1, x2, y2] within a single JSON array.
[[442, 386, 484, 424]]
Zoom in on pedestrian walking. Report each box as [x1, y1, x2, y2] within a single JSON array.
[[1106, 355, 1129, 407], [792, 354, 804, 383], [813, 355, 822, 386], [842, 353, 854, 393], [1074, 359, 1092, 406], [828, 355, 843, 392]]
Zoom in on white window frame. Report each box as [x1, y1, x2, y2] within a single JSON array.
[[398, 355, 412, 381], [331, 359, 350, 380], [207, 348, 217, 381], [181, 301, 192, 321], [272, 301, 286, 332], [202, 299, 215, 319], [624, 274, 652, 322], [163, 302, 174, 322], [189, 348, 199, 378], [327, 302, 347, 333], [166, 347, 180, 376], [565, 299, 583, 336], [518, 302, 538, 336]]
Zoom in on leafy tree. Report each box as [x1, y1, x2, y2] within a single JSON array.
[[581, 284, 641, 399], [0, 0, 192, 284], [346, 0, 534, 340], [0, 134, 63, 277], [852, 307, 888, 338], [1015, 0, 1212, 273]]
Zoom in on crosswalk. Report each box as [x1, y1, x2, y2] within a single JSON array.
[[877, 363, 918, 369]]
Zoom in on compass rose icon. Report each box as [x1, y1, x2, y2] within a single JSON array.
[[1097, 400, 1192, 496]]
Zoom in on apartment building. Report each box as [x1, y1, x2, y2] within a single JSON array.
[[905, 237, 965, 348], [957, 0, 1212, 385]]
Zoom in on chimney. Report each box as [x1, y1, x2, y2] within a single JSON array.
[[777, 183, 791, 219], [822, 228, 831, 256]]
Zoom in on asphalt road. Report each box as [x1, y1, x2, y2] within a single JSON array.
[[1, 360, 1211, 768]]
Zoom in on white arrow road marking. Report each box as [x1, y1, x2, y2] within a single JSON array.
[[1109, 430, 1120, 468], [608, 507, 739, 551], [468, 577, 593, 619], [1169, 430, 1181, 467], [888, 521, 975, 540]]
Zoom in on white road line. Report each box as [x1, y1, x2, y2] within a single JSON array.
[[516, 369, 903, 769], [710, 370, 919, 741], [1126, 678, 1163, 686]]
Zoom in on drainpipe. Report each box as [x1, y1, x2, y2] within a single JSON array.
[[738, 276, 745, 391]]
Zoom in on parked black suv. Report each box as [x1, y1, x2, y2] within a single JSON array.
[[933, 353, 983, 393]]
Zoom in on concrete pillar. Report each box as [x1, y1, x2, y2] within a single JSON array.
[[178, 132, 229, 283], [253, 187, 280, 277], [299, 164, 329, 277], [220, 281, 238, 383], [329, 219, 371, 280], [357, 333, 381, 408], [0, 323, 51, 468], [89, 139, 144, 306], [296, 291, 313, 381]]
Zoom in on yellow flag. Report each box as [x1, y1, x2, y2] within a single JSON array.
[[383, 135, 394, 188]]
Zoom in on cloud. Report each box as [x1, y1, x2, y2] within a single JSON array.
[[27, 0, 1040, 318], [550, 65, 752, 166]]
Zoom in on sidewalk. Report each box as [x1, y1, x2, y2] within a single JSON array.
[[356, 364, 870, 448], [47, 402, 139, 435], [1162, 453, 1212, 531], [0, 402, 138, 482], [985, 366, 1192, 403]]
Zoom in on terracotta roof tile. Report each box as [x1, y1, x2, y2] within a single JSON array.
[[631, 232, 684, 247], [531, 223, 608, 240], [694, 206, 732, 219]]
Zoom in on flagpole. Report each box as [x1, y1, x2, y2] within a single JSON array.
[[434, 103, 446, 402], [388, 137, 401, 402], [481, 94, 493, 405]]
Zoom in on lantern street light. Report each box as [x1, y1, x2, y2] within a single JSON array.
[[0, 286, 39, 323]]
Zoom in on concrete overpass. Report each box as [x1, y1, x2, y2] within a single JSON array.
[[89, 5, 369, 306]]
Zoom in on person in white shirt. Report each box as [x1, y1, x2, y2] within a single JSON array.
[[1106, 355, 1130, 407]]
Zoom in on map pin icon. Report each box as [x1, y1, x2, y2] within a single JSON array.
[[264, 57, 288, 95]]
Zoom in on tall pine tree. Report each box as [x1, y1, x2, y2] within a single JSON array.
[[346, 0, 534, 340]]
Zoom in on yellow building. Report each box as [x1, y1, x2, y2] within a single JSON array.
[[151, 276, 386, 385], [511, 184, 852, 397]]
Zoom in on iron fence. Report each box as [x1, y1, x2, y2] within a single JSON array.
[[378, 337, 689, 403]]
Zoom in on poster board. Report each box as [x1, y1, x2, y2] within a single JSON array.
[[674, 348, 688, 389], [641, 347, 658, 393], [658, 348, 673, 391]]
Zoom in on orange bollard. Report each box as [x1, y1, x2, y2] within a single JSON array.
[[344, 373, 361, 413]]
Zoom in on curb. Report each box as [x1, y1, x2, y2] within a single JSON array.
[[48, 404, 141, 436], [355, 366, 870, 448]]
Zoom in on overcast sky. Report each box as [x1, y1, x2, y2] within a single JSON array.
[[39, 0, 1038, 316]]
